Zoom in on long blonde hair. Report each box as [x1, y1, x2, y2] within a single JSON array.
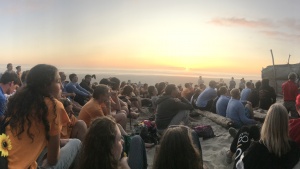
[[260, 103, 290, 157]]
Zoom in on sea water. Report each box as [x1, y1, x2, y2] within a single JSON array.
[[0, 64, 261, 86]]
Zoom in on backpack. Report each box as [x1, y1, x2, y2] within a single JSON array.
[[133, 120, 159, 145], [193, 125, 215, 140], [0, 118, 10, 169]]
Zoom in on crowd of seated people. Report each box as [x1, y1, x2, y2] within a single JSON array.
[[1, 63, 300, 169]]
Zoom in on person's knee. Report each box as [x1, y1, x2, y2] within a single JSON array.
[[67, 138, 82, 151], [131, 135, 143, 145], [76, 120, 87, 128], [117, 112, 127, 121]]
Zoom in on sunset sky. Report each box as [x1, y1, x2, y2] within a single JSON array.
[[1, 0, 299, 76]]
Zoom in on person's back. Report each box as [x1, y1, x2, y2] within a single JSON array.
[[226, 89, 256, 128], [236, 104, 300, 169], [247, 81, 261, 108], [282, 73, 298, 118], [216, 95, 230, 117], [196, 80, 217, 110], [240, 82, 252, 103], [259, 79, 276, 110]]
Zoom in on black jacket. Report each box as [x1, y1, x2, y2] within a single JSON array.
[[155, 95, 193, 130]]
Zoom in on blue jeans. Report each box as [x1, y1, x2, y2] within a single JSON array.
[[128, 135, 148, 169], [39, 139, 81, 169]]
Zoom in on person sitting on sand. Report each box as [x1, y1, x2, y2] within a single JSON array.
[[288, 94, 300, 148], [110, 77, 131, 116], [227, 97, 300, 164], [216, 86, 230, 117], [181, 83, 194, 101], [259, 79, 276, 110], [60, 98, 87, 141], [80, 74, 94, 94], [59, 72, 82, 115], [120, 85, 142, 116], [238, 78, 246, 92], [148, 85, 159, 113], [247, 81, 261, 108], [140, 83, 149, 98], [65, 73, 92, 106], [155, 84, 193, 134], [4, 64, 81, 168], [78, 84, 127, 133], [226, 88, 257, 128], [0, 71, 20, 121], [4, 63, 14, 73], [153, 125, 203, 169], [240, 82, 253, 104], [190, 88, 201, 108], [77, 116, 148, 169], [15, 65, 22, 79], [196, 80, 217, 111], [99, 78, 129, 122], [234, 103, 299, 169], [157, 82, 167, 96]]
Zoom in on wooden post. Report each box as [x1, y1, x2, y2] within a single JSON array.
[[270, 49, 277, 93]]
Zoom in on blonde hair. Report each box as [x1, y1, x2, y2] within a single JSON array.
[[260, 103, 290, 157]]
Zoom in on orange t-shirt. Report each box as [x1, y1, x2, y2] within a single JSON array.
[[78, 99, 104, 127], [6, 98, 70, 169], [61, 114, 78, 139]]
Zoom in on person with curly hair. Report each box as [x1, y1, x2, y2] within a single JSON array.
[[77, 116, 147, 169], [5, 64, 81, 168]]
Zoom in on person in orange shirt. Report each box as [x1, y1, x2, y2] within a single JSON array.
[[3, 64, 81, 169], [78, 84, 109, 127], [78, 84, 128, 135], [181, 83, 194, 101], [60, 98, 87, 141]]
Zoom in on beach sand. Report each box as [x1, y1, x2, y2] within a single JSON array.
[[129, 108, 235, 169], [128, 97, 300, 169]]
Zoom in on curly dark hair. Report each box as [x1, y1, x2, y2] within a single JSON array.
[[5, 64, 58, 141], [77, 116, 118, 169]]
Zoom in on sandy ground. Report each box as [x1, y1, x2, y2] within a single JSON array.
[[127, 97, 300, 169], [127, 108, 235, 169]]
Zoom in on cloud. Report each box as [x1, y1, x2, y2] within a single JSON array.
[[209, 17, 300, 42], [260, 30, 300, 42], [0, 1, 53, 15], [279, 18, 300, 32], [209, 17, 274, 28]]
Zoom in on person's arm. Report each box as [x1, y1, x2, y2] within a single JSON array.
[[111, 91, 121, 111], [238, 104, 257, 125], [174, 98, 193, 110], [75, 83, 91, 95], [47, 135, 60, 165], [68, 84, 89, 96], [119, 157, 131, 169]]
